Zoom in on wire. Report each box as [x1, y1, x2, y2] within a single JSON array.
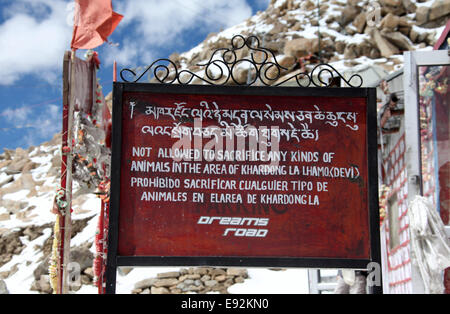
[[0, 76, 113, 125], [0, 97, 62, 117], [0, 124, 51, 131]]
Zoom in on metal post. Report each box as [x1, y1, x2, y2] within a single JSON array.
[[62, 50, 75, 294], [57, 51, 70, 294], [368, 88, 383, 294], [317, 0, 321, 61], [57, 50, 74, 294]]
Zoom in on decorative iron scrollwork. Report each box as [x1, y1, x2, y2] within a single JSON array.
[[120, 35, 363, 88]]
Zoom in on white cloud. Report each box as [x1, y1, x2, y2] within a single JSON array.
[[106, 0, 253, 67], [120, 0, 252, 43], [104, 38, 144, 67], [34, 104, 60, 139], [0, 0, 72, 85], [2, 106, 33, 124], [0, 0, 257, 83], [0, 104, 61, 146]]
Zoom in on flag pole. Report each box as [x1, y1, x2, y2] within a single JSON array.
[[63, 48, 76, 294], [58, 49, 76, 294], [113, 61, 117, 82], [57, 51, 70, 294], [62, 0, 122, 293]]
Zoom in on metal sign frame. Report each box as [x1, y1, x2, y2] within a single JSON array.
[[105, 82, 381, 294]]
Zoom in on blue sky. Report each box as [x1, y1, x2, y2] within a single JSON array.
[[0, 0, 269, 152]]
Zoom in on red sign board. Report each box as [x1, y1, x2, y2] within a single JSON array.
[[109, 84, 379, 266]]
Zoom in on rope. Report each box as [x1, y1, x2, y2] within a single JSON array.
[[54, 188, 69, 216], [48, 215, 60, 293]]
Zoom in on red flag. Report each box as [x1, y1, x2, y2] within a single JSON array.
[[71, 0, 123, 50]]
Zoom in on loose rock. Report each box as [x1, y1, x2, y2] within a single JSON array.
[[157, 271, 180, 279], [226, 268, 248, 278], [153, 278, 179, 287], [284, 38, 319, 58], [340, 5, 360, 27], [370, 28, 400, 58], [382, 31, 414, 51], [134, 278, 157, 290], [0, 279, 9, 294], [151, 286, 170, 294]]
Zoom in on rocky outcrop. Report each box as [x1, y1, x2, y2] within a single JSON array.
[[339, 5, 361, 27], [370, 27, 401, 57], [284, 38, 319, 58], [0, 279, 9, 294], [416, 0, 450, 26], [176, 0, 446, 84], [0, 229, 25, 268]]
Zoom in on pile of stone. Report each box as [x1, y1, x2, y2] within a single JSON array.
[[0, 229, 25, 269], [169, 0, 449, 83], [132, 268, 249, 294], [267, 0, 448, 61]]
